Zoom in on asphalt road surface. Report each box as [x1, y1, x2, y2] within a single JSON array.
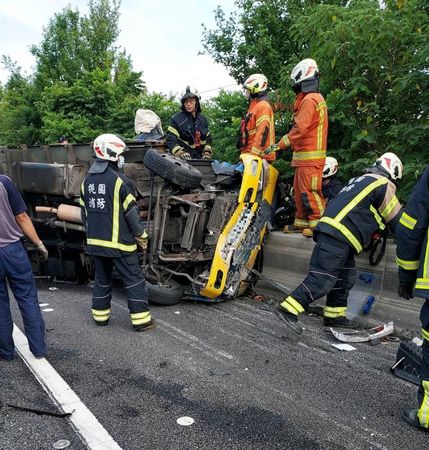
[[1, 280, 426, 450]]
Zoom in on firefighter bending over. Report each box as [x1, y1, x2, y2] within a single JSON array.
[[277, 153, 402, 328], [238, 73, 276, 162], [265, 58, 328, 237], [396, 165, 429, 431], [166, 86, 213, 159], [322, 156, 343, 202], [80, 134, 155, 332]]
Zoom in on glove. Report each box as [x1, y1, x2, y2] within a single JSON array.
[[202, 146, 213, 159], [174, 149, 191, 160], [35, 241, 48, 261], [398, 284, 414, 300], [264, 144, 280, 156], [135, 230, 149, 251]]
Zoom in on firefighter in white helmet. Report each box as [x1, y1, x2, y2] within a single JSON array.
[[80, 134, 155, 332], [265, 58, 328, 237], [322, 156, 343, 202], [238, 73, 276, 162], [277, 152, 403, 329]]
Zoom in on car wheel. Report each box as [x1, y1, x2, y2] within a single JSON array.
[[146, 279, 185, 305], [143, 148, 202, 189]]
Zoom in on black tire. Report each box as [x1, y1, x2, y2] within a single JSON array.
[[143, 149, 202, 189], [146, 279, 185, 305]]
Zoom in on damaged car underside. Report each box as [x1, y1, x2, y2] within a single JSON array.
[[0, 142, 278, 305]]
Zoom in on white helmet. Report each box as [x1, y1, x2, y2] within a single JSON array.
[[181, 86, 201, 102], [93, 133, 127, 162], [290, 58, 319, 85], [322, 157, 339, 178], [243, 74, 268, 94], [375, 152, 403, 181]]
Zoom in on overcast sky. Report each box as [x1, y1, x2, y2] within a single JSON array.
[[0, 0, 240, 99]]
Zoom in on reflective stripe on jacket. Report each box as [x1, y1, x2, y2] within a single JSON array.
[[240, 96, 276, 162], [279, 92, 328, 167], [396, 166, 429, 297], [166, 110, 211, 158], [80, 166, 138, 257], [316, 173, 401, 253]]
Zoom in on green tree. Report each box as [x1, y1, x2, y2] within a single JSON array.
[[203, 0, 429, 198], [290, 0, 429, 197], [0, 0, 144, 145], [0, 58, 42, 145], [202, 0, 345, 87], [204, 90, 248, 162]]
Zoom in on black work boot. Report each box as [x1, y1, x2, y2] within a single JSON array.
[[402, 408, 428, 431], [277, 306, 298, 323], [133, 319, 156, 332], [323, 316, 358, 328], [94, 319, 109, 327]]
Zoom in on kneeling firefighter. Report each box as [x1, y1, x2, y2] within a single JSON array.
[[278, 153, 403, 328], [80, 134, 155, 332]]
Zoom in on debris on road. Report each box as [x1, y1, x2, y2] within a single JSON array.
[[53, 439, 71, 449], [330, 321, 394, 343], [177, 416, 194, 426], [331, 343, 356, 351], [6, 403, 71, 418]]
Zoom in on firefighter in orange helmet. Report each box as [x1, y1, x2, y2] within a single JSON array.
[[238, 74, 276, 162], [265, 58, 328, 237]]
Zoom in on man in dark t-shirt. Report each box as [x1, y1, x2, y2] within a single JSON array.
[[0, 175, 48, 360]]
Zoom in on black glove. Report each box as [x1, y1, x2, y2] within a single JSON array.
[[398, 284, 414, 300]]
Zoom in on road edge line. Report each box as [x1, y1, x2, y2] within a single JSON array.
[[13, 324, 122, 450]]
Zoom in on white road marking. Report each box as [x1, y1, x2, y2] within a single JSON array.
[[13, 325, 122, 450]]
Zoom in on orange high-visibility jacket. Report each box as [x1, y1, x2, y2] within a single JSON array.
[[279, 92, 328, 167], [240, 97, 276, 162]]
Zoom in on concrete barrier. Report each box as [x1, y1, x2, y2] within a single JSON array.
[[261, 232, 422, 339]]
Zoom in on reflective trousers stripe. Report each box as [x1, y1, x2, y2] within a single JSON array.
[[418, 380, 429, 428], [324, 306, 347, 318], [92, 308, 111, 322], [130, 311, 152, 325]]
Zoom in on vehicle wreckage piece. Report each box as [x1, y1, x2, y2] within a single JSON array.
[[330, 321, 394, 343], [199, 155, 278, 299]]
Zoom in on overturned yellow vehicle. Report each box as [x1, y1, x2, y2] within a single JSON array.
[[0, 142, 277, 305]]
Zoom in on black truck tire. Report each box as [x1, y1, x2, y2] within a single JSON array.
[[146, 279, 184, 305], [143, 149, 202, 189]]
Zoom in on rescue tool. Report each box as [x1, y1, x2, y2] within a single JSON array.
[[249, 268, 303, 334]]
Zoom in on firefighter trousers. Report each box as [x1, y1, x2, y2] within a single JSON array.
[[293, 166, 325, 229], [91, 253, 151, 327], [0, 240, 46, 359], [289, 233, 357, 317], [416, 300, 429, 426]]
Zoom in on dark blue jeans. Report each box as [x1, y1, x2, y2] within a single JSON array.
[[0, 240, 46, 359]]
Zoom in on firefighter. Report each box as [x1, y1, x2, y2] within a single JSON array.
[[278, 153, 402, 328], [396, 165, 429, 431], [166, 86, 213, 159], [265, 58, 328, 237], [322, 156, 343, 202], [79, 134, 155, 332], [238, 73, 276, 162]]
